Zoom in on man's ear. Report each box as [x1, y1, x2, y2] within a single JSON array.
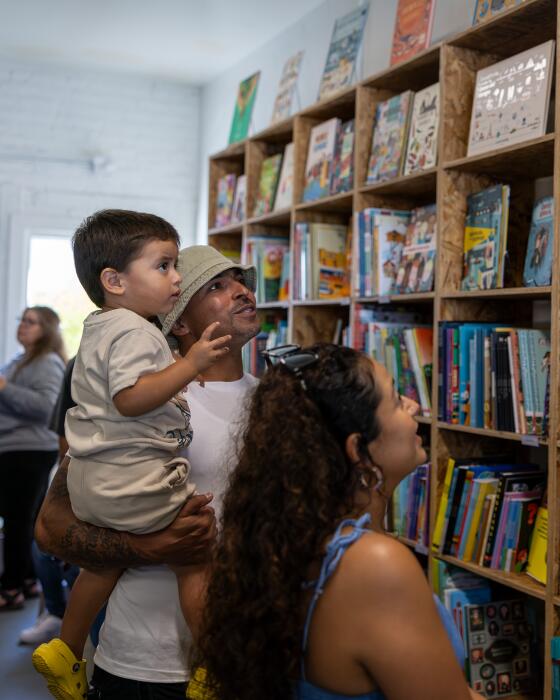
[[100, 268, 125, 297], [171, 316, 191, 337]]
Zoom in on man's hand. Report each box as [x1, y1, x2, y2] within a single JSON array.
[[128, 493, 217, 567]]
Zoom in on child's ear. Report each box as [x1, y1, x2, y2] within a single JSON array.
[[100, 268, 125, 297]]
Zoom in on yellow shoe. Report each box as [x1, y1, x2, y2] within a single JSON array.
[[32, 638, 87, 700], [186, 666, 218, 699]]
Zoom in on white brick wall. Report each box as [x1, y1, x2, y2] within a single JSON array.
[[0, 58, 201, 362]]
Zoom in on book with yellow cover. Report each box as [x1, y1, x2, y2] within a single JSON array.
[[526, 505, 547, 584]]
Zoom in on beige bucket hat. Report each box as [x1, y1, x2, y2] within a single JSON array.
[[160, 245, 256, 336]]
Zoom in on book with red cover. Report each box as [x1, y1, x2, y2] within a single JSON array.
[[390, 0, 435, 66]]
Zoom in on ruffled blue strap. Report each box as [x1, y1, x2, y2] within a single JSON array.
[[300, 513, 372, 679]]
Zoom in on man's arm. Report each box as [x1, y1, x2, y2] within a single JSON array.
[[35, 457, 216, 571]]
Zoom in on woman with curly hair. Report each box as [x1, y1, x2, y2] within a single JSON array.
[[0, 306, 66, 610], [195, 343, 483, 700]]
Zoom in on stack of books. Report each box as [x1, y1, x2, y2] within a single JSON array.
[[293, 222, 350, 300], [389, 462, 430, 551], [438, 323, 551, 435]]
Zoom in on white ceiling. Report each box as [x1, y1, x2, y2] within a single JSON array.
[[0, 0, 325, 84]]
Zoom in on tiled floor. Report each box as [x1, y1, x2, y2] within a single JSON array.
[[0, 598, 49, 700]]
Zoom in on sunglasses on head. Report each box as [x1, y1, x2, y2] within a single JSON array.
[[261, 344, 319, 388]]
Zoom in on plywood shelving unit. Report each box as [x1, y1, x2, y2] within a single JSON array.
[[207, 1, 559, 695]]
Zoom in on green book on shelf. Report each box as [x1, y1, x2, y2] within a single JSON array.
[[229, 72, 260, 144], [253, 154, 283, 217]]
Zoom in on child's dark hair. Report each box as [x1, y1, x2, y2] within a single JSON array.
[[72, 209, 180, 307]]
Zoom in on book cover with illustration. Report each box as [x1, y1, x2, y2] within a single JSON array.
[[271, 51, 304, 124], [318, 5, 369, 100], [372, 209, 411, 296], [393, 203, 437, 294], [523, 196, 554, 287], [473, 0, 527, 25], [404, 83, 439, 175], [303, 118, 340, 202], [467, 40, 555, 157], [229, 72, 260, 144], [274, 142, 294, 211], [367, 91, 413, 183], [310, 223, 349, 299], [253, 153, 283, 217], [245, 236, 289, 304], [330, 119, 355, 195], [461, 185, 509, 291], [230, 174, 247, 224], [214, 173, 237, 228], [390, 0, 435, 66]]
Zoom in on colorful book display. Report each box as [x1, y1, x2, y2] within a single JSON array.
[[245, 236, 290, 304], [293, 222, 349, 300], [389, 462, 431, 551], [271, 51, 304, 124], [367, 91, 413, 183], [461, 185, 510, 291], [273, 142, 294, 211], [438, 323, 551, 435], [467, 40, 555, 157], [229, 72, 260, 144], [230, 175, 247, 224], [303, 118, 340, 202], [404, 83, 439, 175], [330, 119, 355, 194], [318, 5, 369, 100], [253, 154, 283, 217], [472, 0, 528, 25], [390, 0, 435, 66], [394, 204, 437, 294], [352, 305, 432, 416], [523, 196, 554, 287], [214, 173, 237, 228]]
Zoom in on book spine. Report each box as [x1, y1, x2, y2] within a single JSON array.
[[483, 476, 506, 567], [432, 457, 455, 553]]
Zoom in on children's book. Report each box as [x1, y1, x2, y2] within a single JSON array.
[[318, 6, 369, 100], [393, 204, 437, 294], [472, 0, 527, 25], [330, 119, 355, 195], [303, 118, 340, 202], [404, 83, 439, 175], [271, 51, 304, 124], [467, 40, 555, 157], [523, 196, 554, 287], [526, 505, 547, 584], [372, 209, 410, 296], [274, 143, 294, 211], [230, 174, 247, 224], [464, 599, 538, 694], [253, 154, 283, 217], [390, 0, 435, 66], [229, 72, 260, 144], [245, 236, 290, 304], [310, 223, 349, 299], [367, 91, 413, 183], [461, 185, 509, 291], [214, 173, 237, 228]]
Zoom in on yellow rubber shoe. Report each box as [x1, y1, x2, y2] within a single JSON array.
[[186, 666, 218, 699], [32, 638, 88, 700]]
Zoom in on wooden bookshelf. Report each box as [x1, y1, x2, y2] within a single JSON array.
[[207, 3, 560, 693]]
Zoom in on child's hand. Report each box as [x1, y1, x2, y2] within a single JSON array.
[[185, 322, 231, 373]]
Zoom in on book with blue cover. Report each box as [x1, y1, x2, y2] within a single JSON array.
[[523, 196, 554, 287]]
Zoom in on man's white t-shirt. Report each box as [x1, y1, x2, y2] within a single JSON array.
[[94, 374, 258, 683]]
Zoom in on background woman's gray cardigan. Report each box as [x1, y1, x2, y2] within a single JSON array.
[[0, 352, 65, 454]]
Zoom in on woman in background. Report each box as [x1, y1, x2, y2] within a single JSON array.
[[0, 306, 66, 610], [195, 343, 483, 700]]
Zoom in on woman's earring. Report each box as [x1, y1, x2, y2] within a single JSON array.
[[372, 466, 384, 492], [359, 472, 370, 489]]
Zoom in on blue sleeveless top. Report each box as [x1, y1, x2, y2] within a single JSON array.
[[294, 514, 465, 700]]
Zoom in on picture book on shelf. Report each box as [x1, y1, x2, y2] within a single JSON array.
[[373, 209, 410, 296], [330, 119, 355, 195], [303, 118, 340, 202], [467, 40, 555, 157], [245, 236, 290, 304], [394, 204, 437, 294], [271, 51, 304, 124], [312, 223, 349, 299], [523, 196, 554, 287], [404, 83, 439, 175], [461, 185, 510, 291], [230, 174, 247, 224], [318, 5, 369, 100], [214, 173, 237, 228], [253, 153, 283, 217], [229, 72, 260, 144], [526, 504, 547, 584], [390, 0, 435, 66], [274, 142, 294, 211], [472, 0, 528, 25], [367, 91, 413, 183]]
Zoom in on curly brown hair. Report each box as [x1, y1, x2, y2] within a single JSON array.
[[197, 344, 383, 700]]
